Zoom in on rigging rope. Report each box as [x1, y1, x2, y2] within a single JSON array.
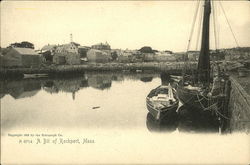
[[219, 0, 240, 47], [212, 0, 218, 50], [186, 0, 201, 52], [195, 1, 203, 51]]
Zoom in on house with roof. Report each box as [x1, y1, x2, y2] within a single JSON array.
[[78, 46, 91, 62], [41, 44, 57, 54], [91, 42, 111, 50], [86, 42, 112, 63], [40, 44, 58, 62], [1, 47, 41, 68], [55, 42, 80, 54], [53, 42, 81, 65], [154, 51, 176, 62], [87, 49, 111, 63]]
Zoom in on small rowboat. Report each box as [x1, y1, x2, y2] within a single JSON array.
[[146, 84, 179, 120]]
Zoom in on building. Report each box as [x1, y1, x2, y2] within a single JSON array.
[[143, 53, 155, 62], [174, 52, 187, 62], [87, 49, 111, 63], [55, 42, 80, 54], [1, 47, 41, 68], [210, 50, 225, 61], [41, 44, 57, 54], [53, 52, 81, 65], [78, 46, 90, 62], [91, 42, 111, 50], [187, 51, 199, 61], [53, 42, 81, 65], [41, 44, 57, 62], [154, 51, 176, 62], [222, 47, 250, 61], [87, 42, 112, 63], [117, 49, 142, 63]]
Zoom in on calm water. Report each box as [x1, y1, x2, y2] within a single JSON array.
[[1, 71, 221, 134], [2, 72, 250, 164]]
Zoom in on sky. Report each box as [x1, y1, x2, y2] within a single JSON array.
[[1, 1, 250, 52]]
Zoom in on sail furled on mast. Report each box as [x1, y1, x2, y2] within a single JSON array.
[[198, 0, 211, 84]]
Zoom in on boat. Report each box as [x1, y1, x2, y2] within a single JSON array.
[[146, 84, 179, 120], [177, 0, 228, 111], [24, 73, 48, 79]]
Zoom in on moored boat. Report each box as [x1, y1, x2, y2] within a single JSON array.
[[24, 73, 48, 79], [176, 0, 229, 111], [146, 84, 179, 120]]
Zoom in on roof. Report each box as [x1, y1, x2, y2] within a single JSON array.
[[13, 47, 39, 55], [78, 46, 90, 49], [41, 45, 57, 51], [92, 42, 110, 46], [71, 42, 80, 46]]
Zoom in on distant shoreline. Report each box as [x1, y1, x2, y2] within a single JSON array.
[[0, 62, 196, 79]]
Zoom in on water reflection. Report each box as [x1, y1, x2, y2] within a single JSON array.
[[0, 79, 41, 99], [0, 71, 226, 134], [87, 74, 112, 90], [140, 77, 153, 82], [146, 112, 178, 133], [146, 105, 221, 133], [0, 71, 160, 100], [177, 106, 220, 133]]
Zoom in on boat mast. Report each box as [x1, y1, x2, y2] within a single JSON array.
[[198, 0, 211, 84]]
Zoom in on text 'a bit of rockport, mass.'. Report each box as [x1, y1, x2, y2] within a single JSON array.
[[8, 133, 95, 144]]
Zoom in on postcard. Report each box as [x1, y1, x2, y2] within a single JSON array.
[[1, 0, 250, 164]]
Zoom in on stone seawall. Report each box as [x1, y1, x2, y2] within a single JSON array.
[[228, 77, 250, 133]]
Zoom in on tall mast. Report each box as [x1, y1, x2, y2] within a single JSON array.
[[198, 0, 211, 84]]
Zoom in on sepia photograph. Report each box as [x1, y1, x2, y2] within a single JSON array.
[[1, 0, 250, 164]]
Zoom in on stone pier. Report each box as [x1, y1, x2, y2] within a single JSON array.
[[228, 76, 250, 133]]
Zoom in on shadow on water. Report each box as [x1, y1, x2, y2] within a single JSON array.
[[0, 71, 160, 100], [146, 112, 179, 133], [146, 105, 221, 134], [140, 77, 153, 82], [0, 79, 42, 99], [177, 106, 220, 133]]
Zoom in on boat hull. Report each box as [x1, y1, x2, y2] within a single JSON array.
[[177, 83, 218, 111], [146, 98, 179, 120]]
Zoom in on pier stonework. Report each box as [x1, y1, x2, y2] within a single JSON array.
[[228, 77, 250, 133]]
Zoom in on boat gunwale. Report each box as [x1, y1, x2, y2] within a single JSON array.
[[146, 97, 179, 112]]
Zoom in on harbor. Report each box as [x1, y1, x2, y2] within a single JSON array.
[[1, 0, 250, 164], [1, 70, 250, 133]]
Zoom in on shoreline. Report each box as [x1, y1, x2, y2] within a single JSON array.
[[0, 62, 197, 78]]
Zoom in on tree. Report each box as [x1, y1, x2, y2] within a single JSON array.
[[10, 41, 34, 49], [111, 51, 118, 61], [139, 46, 154, 53]]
